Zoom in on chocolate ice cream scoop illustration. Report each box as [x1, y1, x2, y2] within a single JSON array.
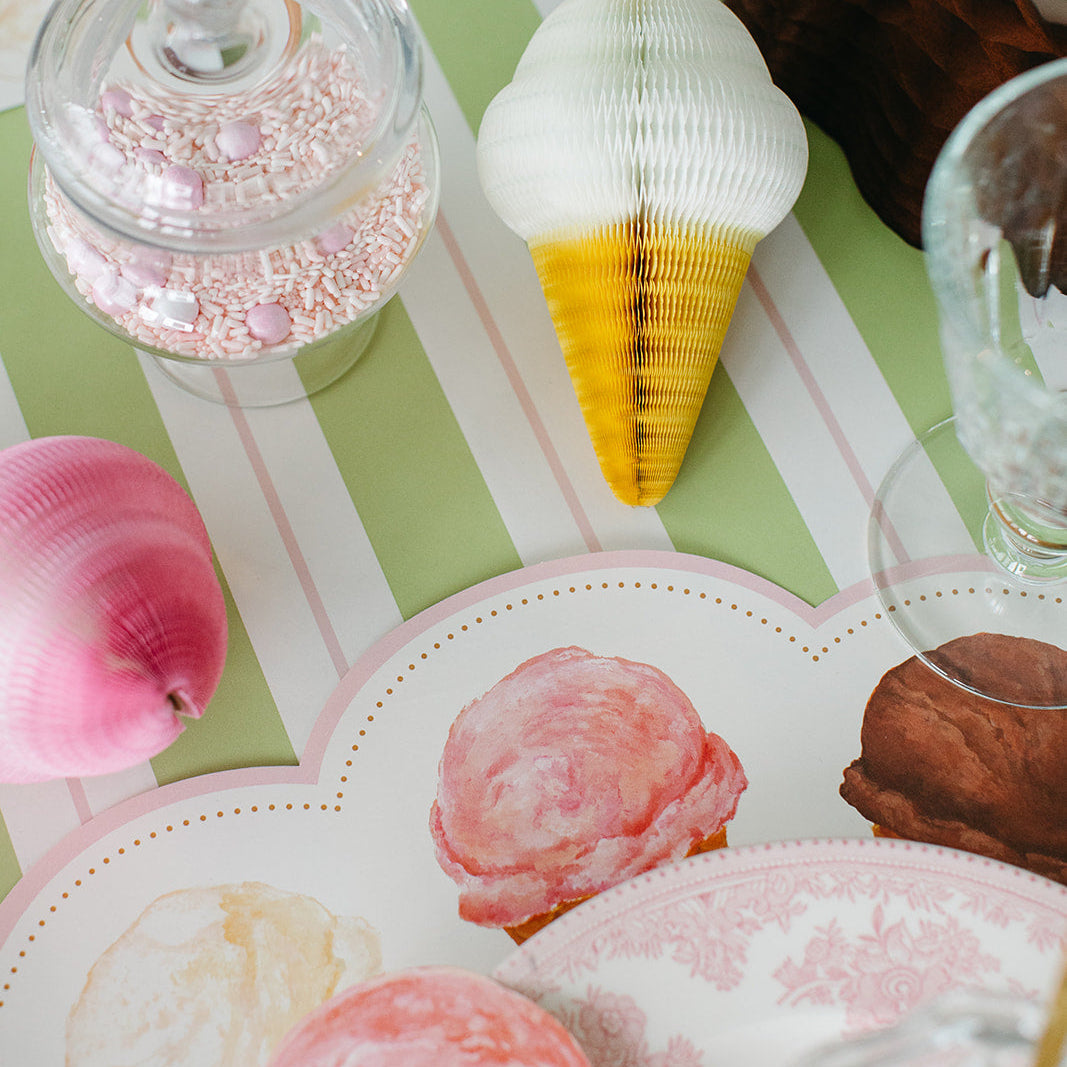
[[477, 0, 808, 505], [840, 632, 1067, 885]]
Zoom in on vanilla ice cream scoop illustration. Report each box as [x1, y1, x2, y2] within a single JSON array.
[[477, 0, 808, 505], [65, 882, 382, 1067]]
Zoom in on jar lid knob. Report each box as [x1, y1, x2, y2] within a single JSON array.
[[152, 0, 267, 82]]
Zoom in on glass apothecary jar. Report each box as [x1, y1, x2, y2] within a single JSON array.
[[25, 0, 440, 406]]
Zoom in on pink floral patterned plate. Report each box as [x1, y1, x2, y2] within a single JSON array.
[[493, 838, 1067, 1067]]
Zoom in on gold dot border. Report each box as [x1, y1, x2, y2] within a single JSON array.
[[353, 578, 1067, 768], [0, 798, 342, 1008], [5, 578, 1061, 1007]]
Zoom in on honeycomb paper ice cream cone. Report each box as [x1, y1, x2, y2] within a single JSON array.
[[478, 0, 808, 506], [530, 219, 755, 504]]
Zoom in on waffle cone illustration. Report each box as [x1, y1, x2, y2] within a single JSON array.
[[478, 0, 808, 505]]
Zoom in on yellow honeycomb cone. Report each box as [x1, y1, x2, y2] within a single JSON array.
[[530, 217, 757, 506]]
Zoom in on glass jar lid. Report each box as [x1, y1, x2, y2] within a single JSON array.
[[25, 0, 423, 253]]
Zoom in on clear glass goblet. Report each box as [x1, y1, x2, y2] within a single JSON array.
[[869, 57, 1067, 706]]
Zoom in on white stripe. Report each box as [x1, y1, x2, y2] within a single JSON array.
[[235, 388, 404, 668], [0, 781, 79, 874], [78, 764, 160, 817], [0, 357, 29, 449], [416, 33, 674, 551], [721, 281, 874, 588], [138, 354, 340, 756], [753, 217, 939, 500], [739, 218, 973, 571], [1020, 289, 1067, 390]]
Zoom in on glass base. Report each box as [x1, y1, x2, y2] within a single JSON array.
[[869, 417, 1067, 708], [983, 497, 1067, 583], [146, 307, 379, 407]]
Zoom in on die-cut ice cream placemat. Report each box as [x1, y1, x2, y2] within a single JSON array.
[[0, 549, 1064, 1062]]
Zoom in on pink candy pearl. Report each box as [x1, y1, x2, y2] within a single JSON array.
[[92, 273, 138, 316], [121, 251, 169, 290], [145, 114, 166, 131], [246, 302, 292, 345], [317, 222, 354, 255], [135, 147, 167, 166], [100, 89, 133, 117], [160, 165, 204, 209], [65, 238, 109, 284], [216, 121, 261, 161]]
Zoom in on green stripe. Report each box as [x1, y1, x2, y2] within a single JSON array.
[[311, 0, 531, 616], [791, 121, 950, 436], [152, 575, 296, 784], [0, 809, 20, 903], [0, 112, 177, 449], [0, 107, 293, 779], [995, 238, 1044, 382], [411, 0, 542, 133], [659, 367, 838, 606], [309, 298, 522, 619], [791, 120, 980, 548]]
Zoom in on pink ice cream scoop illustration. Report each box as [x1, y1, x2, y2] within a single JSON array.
[[267, 966, 592, 1067], [430, 646, 748, 942]]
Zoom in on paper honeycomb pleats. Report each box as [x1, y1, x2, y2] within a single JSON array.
[[477, 0, 808, 506], [722, 0, 1067, 249], [531, 219, 756, 506]]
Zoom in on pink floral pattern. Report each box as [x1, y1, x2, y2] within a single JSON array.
[[496, 841, 1067, 1067], [555, 986, 706, 1067], [774, 906, 1000, 1029], [514, 857, 1057, 995]]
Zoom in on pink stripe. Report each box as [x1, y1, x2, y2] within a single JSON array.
[[747, 266, 911, 566], [213, 368, 349, 679], [65, 779, 93, 825], [870, 551, 998, 593], [433, 212, 602, 552]]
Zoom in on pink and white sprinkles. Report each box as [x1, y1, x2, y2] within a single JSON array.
[[43, 37, 430, 360]]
